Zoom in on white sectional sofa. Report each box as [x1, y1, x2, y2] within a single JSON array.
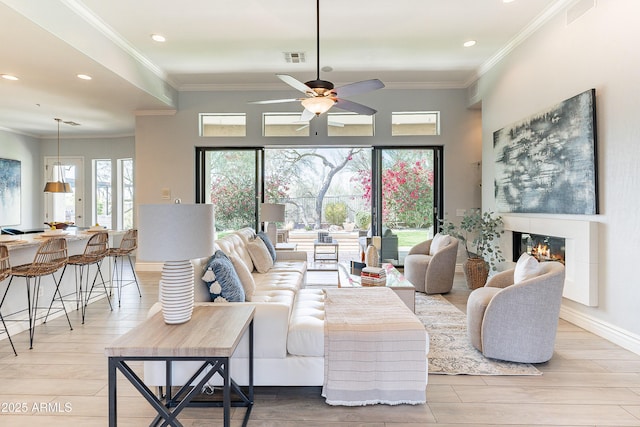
[[144, 228, 327, 387]]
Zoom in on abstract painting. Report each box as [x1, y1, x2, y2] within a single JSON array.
[[0, 158, 21, 226], [494, 89, 598, 214]]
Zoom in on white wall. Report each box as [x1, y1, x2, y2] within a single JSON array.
[[0, 129, 42, 229], [135, 88, 482, 222], [478, 1, 640, 340]]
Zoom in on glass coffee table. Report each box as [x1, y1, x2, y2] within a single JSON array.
[[337, 262, 416, 312]]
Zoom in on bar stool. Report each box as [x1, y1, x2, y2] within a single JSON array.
[[52, 231, 112, 324], [107, 229, 141, 307], [0, 245, 17, 356], [0, 237, 72, 349]]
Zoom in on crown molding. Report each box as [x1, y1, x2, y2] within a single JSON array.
[[477, 0, 576, 78]]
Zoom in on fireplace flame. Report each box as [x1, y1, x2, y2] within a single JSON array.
[[531, 243, 564, 263]]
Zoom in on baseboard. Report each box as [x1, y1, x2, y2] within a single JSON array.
[[560, 305, 640, 356]]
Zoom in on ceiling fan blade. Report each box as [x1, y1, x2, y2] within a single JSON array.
[[249, 98, 300, 104], [300, 109, 316, 122], [333, 79, 385, 98], [334, 98, 377, 115], [328, 120, 345, 127], [296, 124, 310, 131], [277, 74, 313, 94]]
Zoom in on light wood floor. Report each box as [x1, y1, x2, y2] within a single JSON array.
[[1, 268, 639, 426]]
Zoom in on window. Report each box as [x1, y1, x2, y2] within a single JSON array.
[[199, 113, 246, 137], [263, 113, 309, 137], [391, 111, 440, 136], [94, 159, 112, 227], [327, 113, 374, 137], [118, 158, 134, 230]]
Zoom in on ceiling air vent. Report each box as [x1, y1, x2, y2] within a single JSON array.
[[284, 52, 306, 63]]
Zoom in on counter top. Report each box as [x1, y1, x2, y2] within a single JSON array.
[[0, 229, 124, 252]]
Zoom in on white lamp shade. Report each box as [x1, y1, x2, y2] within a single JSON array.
[[138, 204, 215, 262], [260, 203, 285, 223]]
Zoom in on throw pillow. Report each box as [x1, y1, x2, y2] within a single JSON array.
[[229, 254, 255, 301], [430, 233, 451, 255], [202, 250, 245, 302], [257, 231, 277, 261], [246, 237, 274, 273], [514, 252, 541, 283]]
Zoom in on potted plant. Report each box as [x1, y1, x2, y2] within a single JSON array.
[[439, 209, 505, 289]]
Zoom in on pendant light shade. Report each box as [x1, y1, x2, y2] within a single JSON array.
[[44, 118, 72, 193]]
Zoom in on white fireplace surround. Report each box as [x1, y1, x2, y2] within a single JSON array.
[[502, 215, 598, 307]]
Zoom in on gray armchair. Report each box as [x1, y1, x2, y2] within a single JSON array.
[[466, 261, 565, 363], [404, 234, 458, 294]]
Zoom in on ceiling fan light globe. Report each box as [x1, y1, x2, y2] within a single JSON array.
[[301, 97, 335, 116]]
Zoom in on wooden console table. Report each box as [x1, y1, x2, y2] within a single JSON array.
[[105, 305, 255, 427]]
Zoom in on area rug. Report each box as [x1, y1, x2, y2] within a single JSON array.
[[415, 293, 542, 376]]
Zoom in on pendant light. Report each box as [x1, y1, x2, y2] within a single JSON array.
[[44, 118, 72, 193]]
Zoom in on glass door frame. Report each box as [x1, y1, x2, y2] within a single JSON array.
[[195, 147, 264, 231], [371, 146, 444, 264]]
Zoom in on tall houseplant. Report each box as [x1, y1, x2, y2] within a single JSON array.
[[439, 209, 505, 289]]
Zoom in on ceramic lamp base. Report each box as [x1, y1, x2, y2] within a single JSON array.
[[160, 260, 195, 324]]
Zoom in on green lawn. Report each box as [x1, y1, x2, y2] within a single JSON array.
[[393, 229, 431, 248]]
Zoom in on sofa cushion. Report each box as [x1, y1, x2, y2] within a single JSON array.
[[257, 231, 277, 261], [216, 233, 254, 273], [430, 233, 451, 255], [287, 289, 325, 357], [253, 270, 304, 292], [203, 251, 245, 302], [247, 237, 274, 273], [514, 252, 541, 284], [229, 254, 256, 300]]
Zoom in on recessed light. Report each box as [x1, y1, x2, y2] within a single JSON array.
[[77, 74, 92, 80], [1, 74, 19, 81], [463, 40, 477, 48], [151, 34, 166, 42], [503, 0, 515, 3]]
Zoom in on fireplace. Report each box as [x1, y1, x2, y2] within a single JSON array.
[[513, 232, 566, 264], [501, 215, 598, 307]]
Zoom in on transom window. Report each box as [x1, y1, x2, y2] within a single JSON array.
[[199, 113, 246, 137], [391, 111, 440, 136]]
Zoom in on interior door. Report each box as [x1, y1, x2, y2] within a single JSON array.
[[44, 156, 85, 227]]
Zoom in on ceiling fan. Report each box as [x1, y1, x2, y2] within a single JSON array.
[[250, 0, 384, 121]]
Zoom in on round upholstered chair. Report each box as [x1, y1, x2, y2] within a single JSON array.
[[466, 256, 565, 363], [403, 233, 458, 294]]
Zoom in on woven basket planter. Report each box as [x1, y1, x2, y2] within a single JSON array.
[[463, 257, 489, 290]]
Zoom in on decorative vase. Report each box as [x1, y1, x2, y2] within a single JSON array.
[[463, 257, 489, 290], [365, 244, 379, 268]]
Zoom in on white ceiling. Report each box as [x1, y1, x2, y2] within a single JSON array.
[[0, 0, 568, 138]]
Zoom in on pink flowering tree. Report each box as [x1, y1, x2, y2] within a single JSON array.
[[353, 158, 434, 228]]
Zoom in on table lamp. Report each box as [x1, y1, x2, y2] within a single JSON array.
[[138, 203, 215, 324], [260, 203, 285, 244]]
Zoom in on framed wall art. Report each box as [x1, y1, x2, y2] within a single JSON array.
[[493, 89, 598, 215], [0, 158, 21, 225]]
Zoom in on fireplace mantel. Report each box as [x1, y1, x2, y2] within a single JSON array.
[[502, 215, 598, 307]]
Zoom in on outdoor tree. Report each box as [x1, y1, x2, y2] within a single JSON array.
[[209, 151, 256, 231], [353, 155, 434, 228], [277, 148, 363, 229]]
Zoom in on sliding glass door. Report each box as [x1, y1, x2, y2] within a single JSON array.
[[373, 147, 442, 266], [196, 148, 260, 235], [196, 146, 443, 265]]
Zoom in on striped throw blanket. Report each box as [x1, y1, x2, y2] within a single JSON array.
[[322, 287, 427, 406]]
